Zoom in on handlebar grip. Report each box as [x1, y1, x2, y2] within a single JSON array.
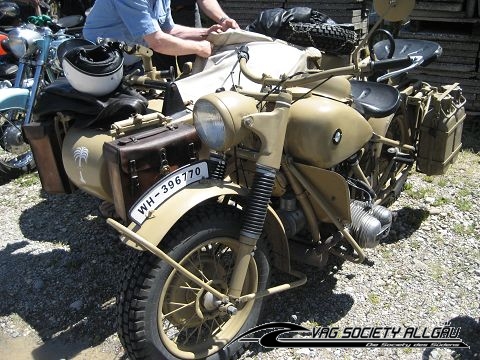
[[237, 45, 249, 62], [371, 56, 413, 72]]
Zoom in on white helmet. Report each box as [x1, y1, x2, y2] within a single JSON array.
[[62, 44, 124, 96]]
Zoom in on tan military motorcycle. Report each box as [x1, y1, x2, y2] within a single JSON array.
[[23, 0, 466, 358]]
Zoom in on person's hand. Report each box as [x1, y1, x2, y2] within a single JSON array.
[[219, 18, 239, 31], [196, 40, 214, 58], [206, 24, 223, 35]]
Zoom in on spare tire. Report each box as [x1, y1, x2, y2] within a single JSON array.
[[278, 22, 357, 55]]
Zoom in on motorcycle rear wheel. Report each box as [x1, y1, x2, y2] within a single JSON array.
[[0, 109, 35, 179], [373, 113, 413, 205], [117, 204, 271, 360]]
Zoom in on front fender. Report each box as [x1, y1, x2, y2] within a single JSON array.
[[0, 88, 29, 110], [126, 180, 291, 272], [368, 113, 395, 155]]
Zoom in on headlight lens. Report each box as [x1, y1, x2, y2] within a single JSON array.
[[194, 92, 259, 152], [8, 35, 27, 58], [8, 27, 42, 59], [194, 99, 226, 151]]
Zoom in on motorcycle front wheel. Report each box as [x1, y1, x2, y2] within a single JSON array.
[[117, 204, 271, 360], [0, 108, 35, 179]]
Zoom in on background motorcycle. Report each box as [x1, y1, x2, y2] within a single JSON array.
[[0, 17, 90, 178]]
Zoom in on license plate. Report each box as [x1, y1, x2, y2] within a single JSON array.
[[129, 161, 209, 225]]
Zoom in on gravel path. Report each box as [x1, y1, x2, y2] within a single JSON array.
[[0, 128, 479, 360]]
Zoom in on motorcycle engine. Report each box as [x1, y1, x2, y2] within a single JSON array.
[[349, 200, 392, 248]]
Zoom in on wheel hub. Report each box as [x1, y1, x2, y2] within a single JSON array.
[[1, 124, 28, 154]]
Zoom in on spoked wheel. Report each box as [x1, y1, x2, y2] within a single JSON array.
[[0, 108, 35, 179], [371, 113, 413, 205], [117, 205, 271, 360]]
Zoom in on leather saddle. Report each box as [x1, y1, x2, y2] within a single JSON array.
[[34, 78, 148, 129]]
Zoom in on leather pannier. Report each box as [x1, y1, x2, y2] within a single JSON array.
[[103, 123, 201, 221], [22, 121, 76, 194]]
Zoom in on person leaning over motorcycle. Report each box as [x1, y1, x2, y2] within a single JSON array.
[[154, 0, 239, 72], [82, 0, 227, 65]]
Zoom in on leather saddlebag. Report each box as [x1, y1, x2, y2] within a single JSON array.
[[22, 121, 76, 194], [103, 123, 201, 221]]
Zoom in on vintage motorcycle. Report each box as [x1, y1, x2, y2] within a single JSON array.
[[0, 18, 91, 178], [24, 0, 465, 358]]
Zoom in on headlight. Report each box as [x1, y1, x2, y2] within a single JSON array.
[[193, 92, 258, 151], [8, 27, 42, 59]]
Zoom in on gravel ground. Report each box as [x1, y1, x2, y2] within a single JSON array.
[[0, 125, 479, 360]]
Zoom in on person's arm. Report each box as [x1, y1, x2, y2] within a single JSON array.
[[196, 0, 239, 29], [144, 29, 213, 58], [168, 23, 220, 41]]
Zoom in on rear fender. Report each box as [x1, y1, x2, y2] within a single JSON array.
[[126, 180, 291, 273], [0, 88, 29, 110]]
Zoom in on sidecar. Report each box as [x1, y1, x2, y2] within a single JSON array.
[[23, 30, 325, 221]]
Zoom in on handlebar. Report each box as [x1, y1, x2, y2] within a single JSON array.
[[236, 46, 415, 88]]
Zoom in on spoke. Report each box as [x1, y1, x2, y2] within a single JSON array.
[[179, 284, 201, 291], [224, 253, 235, 280], [180, 318, 202, 345], [212, 316, 225, 334], [172, 312, 199, 343], [186, 257, 210, 282], [196, 322, 204, 344], [163, 320, 176, 333], [163, 300, 196, 319]]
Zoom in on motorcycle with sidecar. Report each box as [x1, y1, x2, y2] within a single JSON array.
[[23, 0, 465, 358]]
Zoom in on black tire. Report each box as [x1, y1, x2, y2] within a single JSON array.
[[0, 108, 35, 179], [278, 22, 357, 55], [117, 204, 271, 360]]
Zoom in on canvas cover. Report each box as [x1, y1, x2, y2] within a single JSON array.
[[175, 29, 321, 103]]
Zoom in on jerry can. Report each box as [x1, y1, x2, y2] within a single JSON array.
[[416, 84, 466, 176]]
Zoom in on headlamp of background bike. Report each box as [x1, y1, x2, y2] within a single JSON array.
[[8, 27, 42, 58], [193, 92, 258, 152]]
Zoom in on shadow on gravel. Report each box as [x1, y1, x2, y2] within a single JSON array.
[[382, 206, 429, 245], [422, 315, 480, 360], [245, 261, 355, 357], [0, 174, 14, 186], [0, 189, 136, 359], [462, 119, 480, 153]]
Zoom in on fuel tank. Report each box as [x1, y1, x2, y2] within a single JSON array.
[[62, 127, 114, 202], [285, 95, 372, 168]]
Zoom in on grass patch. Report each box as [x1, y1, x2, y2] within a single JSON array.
[[405, 186, 432, 200], [452, 224, 475, 236], [423, 175, 434, 183], [368, 293, 381, 305], [455, 198, 472, 212], [436, 177, 448, 187], [13, 172, 39, 187], [429, 263, 444, 281], [432, 196, 450, 206]]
